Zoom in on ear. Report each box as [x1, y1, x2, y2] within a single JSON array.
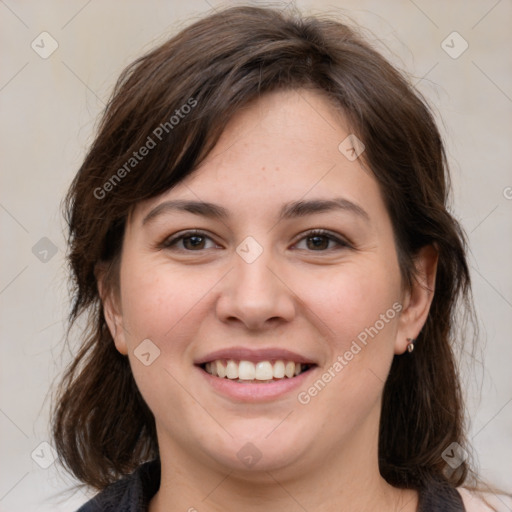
[[395, 245, 438, 354], [95, 263, 128, 356]]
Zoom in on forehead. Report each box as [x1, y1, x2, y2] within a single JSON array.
[[132, 88, 383, 224]]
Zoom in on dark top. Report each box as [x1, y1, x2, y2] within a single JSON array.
[[77, 460, 466, 511]]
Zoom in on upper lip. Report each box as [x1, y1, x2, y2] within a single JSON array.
[[194, 347, 317, 365]]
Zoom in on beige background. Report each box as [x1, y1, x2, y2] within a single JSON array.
[[1, 0, 511, 510]]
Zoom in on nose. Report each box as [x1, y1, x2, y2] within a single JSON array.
[[215, 243, 296, 331]]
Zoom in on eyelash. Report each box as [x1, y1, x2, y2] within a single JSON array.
[[159, 229, 352, 253]]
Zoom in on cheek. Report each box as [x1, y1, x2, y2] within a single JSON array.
[[116, 258, 219, 401], [294, 260, 402, 421], [117, 259, 211, 422], [306, 261, 402, 352], [119, 259, 207, 343]]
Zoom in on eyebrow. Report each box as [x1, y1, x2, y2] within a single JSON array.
[[142, 197, 370, 225]]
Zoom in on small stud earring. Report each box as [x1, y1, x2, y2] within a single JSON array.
[[406, 338, 415, 353]]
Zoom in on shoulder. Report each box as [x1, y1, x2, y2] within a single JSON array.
[[457, 487, 512, 512], [76, 460, 161, 512]]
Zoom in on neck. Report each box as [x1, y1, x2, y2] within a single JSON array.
[[149, 415, 418, 512]]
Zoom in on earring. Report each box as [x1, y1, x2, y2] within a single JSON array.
[[406, 338, 415, 353]]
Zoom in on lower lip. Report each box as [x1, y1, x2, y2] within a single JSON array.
[[196, 366, 316, 402]]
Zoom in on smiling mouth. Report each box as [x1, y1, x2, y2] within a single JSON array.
[[199, 359, 316, 383]]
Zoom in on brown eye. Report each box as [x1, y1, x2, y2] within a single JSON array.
[[181, 235, 207, 250], [306, 235, 330, 250], [161, 230, 218, 251], [294, 229, 350, 251]]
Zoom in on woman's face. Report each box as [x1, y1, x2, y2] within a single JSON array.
[[104, 88, 433, 478]]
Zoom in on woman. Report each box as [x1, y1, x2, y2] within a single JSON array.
[[53, 5, 502, 511]]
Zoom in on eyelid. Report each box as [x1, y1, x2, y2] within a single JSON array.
[[159, 229, 220, 250], [158, 228, 353, 252], [292, 228, 352, 250]]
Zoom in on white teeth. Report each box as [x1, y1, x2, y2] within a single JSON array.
[[273, 360, 285, 378], [226, 359, 238, 379], [255, 361, 273, 380], [216, 360, 226, 378], [204, 359, 310, 381], [238, 361, 256, 380]]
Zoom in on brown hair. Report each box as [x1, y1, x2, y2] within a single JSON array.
[[54, 4, 475, 494]]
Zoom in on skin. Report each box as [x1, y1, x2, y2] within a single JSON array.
[[101, 88, 438, 512]]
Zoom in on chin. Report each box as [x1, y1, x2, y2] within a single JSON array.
[[197, 424, 311, 475]]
